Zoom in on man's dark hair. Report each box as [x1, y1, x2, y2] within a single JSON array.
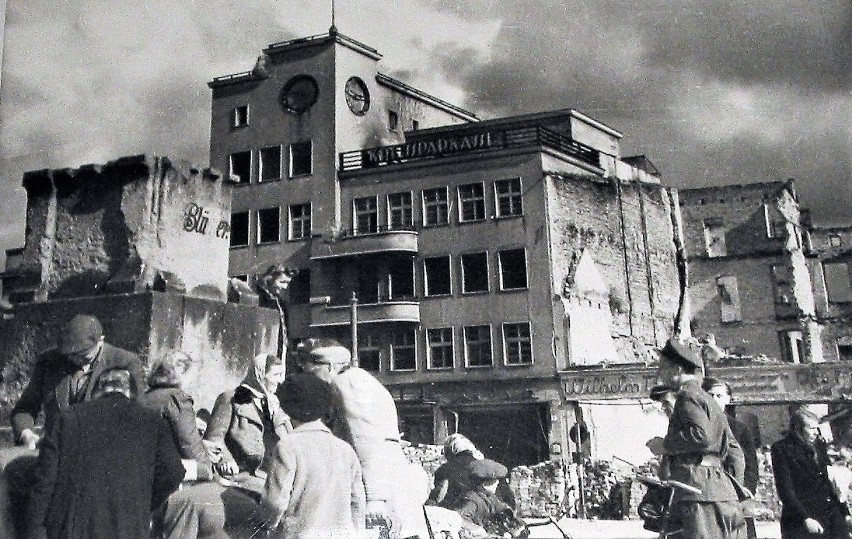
[[276, 373, 333, 423], [701, 377, 732, 396]]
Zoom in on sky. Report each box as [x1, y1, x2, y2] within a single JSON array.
[[0, 0, 849, 268]]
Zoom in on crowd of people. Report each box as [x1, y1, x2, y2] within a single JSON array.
[[0, 311, 525, 539], [4, 271, 852, 538], [649, 338, 852, 539]]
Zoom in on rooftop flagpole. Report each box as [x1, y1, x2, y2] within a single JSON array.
[[330, 0, 337, 34]]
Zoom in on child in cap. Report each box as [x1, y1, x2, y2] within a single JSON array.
[[259, 373, 366, 538], [452, 459, 522, 532]]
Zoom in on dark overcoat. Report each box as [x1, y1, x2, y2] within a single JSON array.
[[27, 393, 185, 539], [771, 433, 849, 538], [10, 343, 144, 441]]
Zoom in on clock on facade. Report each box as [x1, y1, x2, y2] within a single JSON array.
[[345, 76, 370, 115], [280, 75, 319, 114]]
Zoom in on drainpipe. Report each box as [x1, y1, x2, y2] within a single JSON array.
[[350, 292, 359, 367]]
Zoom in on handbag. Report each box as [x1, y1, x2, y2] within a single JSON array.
[[637, 483, 672, 533]]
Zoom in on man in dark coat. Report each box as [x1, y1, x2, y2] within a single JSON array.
[[1, 314, 145, 537], [27, 368, 185, 539], [10, 314, 145, 448], [704, 377, 761, 539], [772, 407, 850, 539], [659, 338, 747, 539]]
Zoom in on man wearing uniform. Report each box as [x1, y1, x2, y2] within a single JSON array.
[[658, 338, 747, 539]]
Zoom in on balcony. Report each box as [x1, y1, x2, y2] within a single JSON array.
[[310, 226, 418, 260], [339, 125, 600, 172], [310, 299, 420, 327]]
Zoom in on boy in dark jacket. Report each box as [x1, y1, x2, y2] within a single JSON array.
[[453, 459, 513, 527]]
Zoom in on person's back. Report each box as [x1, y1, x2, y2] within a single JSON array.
[[28, 370, 184, 539], [261, 373, 366, 539]]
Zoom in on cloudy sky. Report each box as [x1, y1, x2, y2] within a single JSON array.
[[1, 0, 849, 265]]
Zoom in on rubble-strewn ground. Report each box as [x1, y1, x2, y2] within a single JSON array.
[[527, 518, 782, 538]]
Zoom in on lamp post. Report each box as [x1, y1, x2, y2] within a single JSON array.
[[350, 291, 358, 367]]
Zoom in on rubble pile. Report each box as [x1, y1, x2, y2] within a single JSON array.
[[509, 460, 572, 518], [753, 447, 782, 520], [582, 460, 633, 519]]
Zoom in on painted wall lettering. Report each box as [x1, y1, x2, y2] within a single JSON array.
[[183, 203, 229, 239]]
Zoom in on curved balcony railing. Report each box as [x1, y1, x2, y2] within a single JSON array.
[[310, 226, 418, 259], [309, 299, 420, 327]]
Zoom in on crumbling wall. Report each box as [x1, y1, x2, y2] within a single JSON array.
[[546, 173, 681, 364]]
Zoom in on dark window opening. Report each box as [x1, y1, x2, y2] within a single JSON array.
[[358, 334, 381, 372], [464, 325, 492, 367], [499, 249, 527, 290], [503, 323, 532, 365], [232, 105, 249, 128], [423, 187, 449, 226], [391, 330, 416, 371], [495, 178, 523, 217], [354, 197, 378, 234], [461, 252, 489, 293], [459, 182, 486, 222], [388, 192, 413, 229], [388, 110, 399, 131], [427, 328, 453, 369], [289, 269, 310, 305], [230, 151, 251, 184], [260, 146, 281, 182], [424, 256, 451, 296], [230, 211, 249, 247], [290, 141, 312, 177], [257, 208, 280, 244], [389, 259, 415, 300]]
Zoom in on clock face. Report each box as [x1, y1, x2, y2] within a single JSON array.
[[345, 77, 370, 116], [280, 75, 319, 114]]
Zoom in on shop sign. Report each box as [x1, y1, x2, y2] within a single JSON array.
[[559, 363, 852, 403], [362, 131, 503, 167]]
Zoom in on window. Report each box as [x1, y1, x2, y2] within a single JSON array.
[[358, 334, 381, 372], [839, 344, 852, 362], [764, 203, 786, 239], [495, 178, 523, 217], [498, 248, 527, 290], [779, 330, 804, 363], [716, 275, 741, 323], [232, 105, 249, 128], [230, 211, 249, 247], [464, 325, 492, 367], [257, 208, 280, 244], [412, 119, 419, 130], [354, 197, 378, 234], [388, 192, 413, 229], [389, 259, 415, 300], [289, 141, 312, 177], [703, 218, 726, 257], [458, 182, 486, 222], [391, 330, 416, 371], [259, 146, 282, 182], [830, 235, 843, 248], [424, 256, 451, 296], [229, 151, 251, 184], [427, 328, 454, 369], [503, 322, 532, 365], [230, 274, 248, 282], [289, 270, 310, 305], [461, 252, 489, 293], [824, 262, 852, 303], [388, 110, 399, 131], [289, 203, 312, 240], [423, 187, 449, 226]]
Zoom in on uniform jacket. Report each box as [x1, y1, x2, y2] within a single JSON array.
[[140, 385, 214, 480], [27, 393, 185, 539], [204, 384, 291, 473], [771, 433, 849, 538], [663, 378, 745, 503], [10, 343, 144, 442], [262, 420, 366, 539], [453, 488, 511, 527], [431, 451, 477, 508]]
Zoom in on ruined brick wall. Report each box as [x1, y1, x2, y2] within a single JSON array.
[[546, 172, 681, 363], [808, 226, 852, 361], [6, 155, 233, 303]]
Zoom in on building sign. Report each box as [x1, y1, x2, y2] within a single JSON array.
[[361, 131, 503, 168], [560, 363, 852, 403], [183, 203, 230, 239]]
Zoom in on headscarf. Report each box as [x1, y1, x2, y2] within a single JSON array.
[[239, 353, 284, 419], [444, 433, 484, 460]]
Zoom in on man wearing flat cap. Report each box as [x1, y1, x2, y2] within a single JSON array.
[[11, 314, 144, 449], [1, 314, 143, 537], [658, 337, 747, 538]]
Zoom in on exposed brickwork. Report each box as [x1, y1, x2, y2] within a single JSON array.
[[546, 173, 681, 363]]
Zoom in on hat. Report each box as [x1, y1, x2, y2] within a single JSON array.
[[276, 373, 333, 423], [660, 338, 703, 370], [469, 459, 508, 481], [60, 315, 103, 355], [296, 338, 351, 366], [649, 384, 676, 401]]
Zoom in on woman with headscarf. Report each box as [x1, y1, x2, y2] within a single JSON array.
[[203, 353, 291, 485], [256, 264, 298, 359], [428, 434, 484, 508]]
